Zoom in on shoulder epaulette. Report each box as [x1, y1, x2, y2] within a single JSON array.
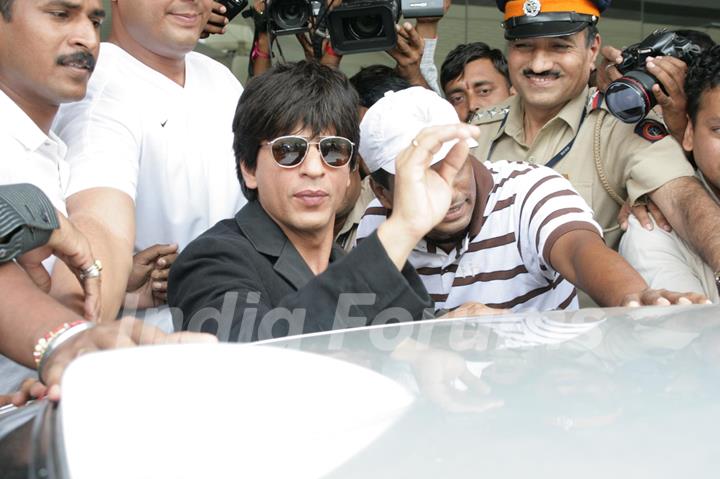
[[469, 105, 510, 125]]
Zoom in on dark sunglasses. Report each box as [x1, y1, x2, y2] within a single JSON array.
[[262, 135, 355, 169]]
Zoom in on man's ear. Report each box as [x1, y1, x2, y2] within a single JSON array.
[[369, 177, 393, 210], [240, 161, 258, 190], [682, 117, 695, 153], [588, 32, 601, 70]]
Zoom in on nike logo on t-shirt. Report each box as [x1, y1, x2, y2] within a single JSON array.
[[161, 120, 168, 127]]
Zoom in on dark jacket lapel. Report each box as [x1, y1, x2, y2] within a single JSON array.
[[234, 200, 316, 290]]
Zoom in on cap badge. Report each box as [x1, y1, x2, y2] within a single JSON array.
[[523, 0, 541, 16]]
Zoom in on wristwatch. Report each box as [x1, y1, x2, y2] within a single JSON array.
[[715, 270, 720, 296]]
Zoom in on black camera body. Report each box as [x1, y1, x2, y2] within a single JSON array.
[[327, 0, 399, 54], [400, 0, 444, 18], [605, 30, 703, 124], [266, 0, 313, 36], [217, 0, 249, 22], [328, 0, 444, 54]]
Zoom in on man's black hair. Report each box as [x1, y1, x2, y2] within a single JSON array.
[[232, 61, 360, 201], [440, 42, 510, 93], [370, 168, 393, 191], [0, 0, 14, 21], [585, 23, 599, 48], [675, 29, 716, 53], [686, 44, 720, 124], [349, 65, 412, 109]]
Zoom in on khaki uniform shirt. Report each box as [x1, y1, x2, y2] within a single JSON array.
[[620, 172, 720, 303], [335, 177, 376, 252], [470, 86, 695, 249]]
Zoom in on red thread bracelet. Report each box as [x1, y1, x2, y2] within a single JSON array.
[[251, 42, 270, 60], [324, 43, 340, 58]]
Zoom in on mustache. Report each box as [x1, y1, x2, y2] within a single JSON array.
[[522, 69, 561, 79], [56, 51, 96, 72]]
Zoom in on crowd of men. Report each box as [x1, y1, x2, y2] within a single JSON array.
[[1, 0, 719, 403]]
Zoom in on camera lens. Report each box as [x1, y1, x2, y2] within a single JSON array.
[[605, 70, 658, 124], [345, 14, 384, 39], [273, 0, 309, 30]]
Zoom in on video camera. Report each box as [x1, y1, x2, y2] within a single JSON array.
[[328, 0, 445, 54], [265, 0, 315, 36], [605, 30, 703, 124], [238, 0, 445, 55]]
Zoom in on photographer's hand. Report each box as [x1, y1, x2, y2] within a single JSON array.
[[646, 56, 689, 144], [595, 44, 622, 92], [201, 1, 229, 38], [387, 22, 428, 88]]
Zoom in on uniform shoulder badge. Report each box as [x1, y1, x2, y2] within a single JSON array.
[[469, 106, 510, 126], [587, 90, 604, 111], [634, 119, 668, 143]]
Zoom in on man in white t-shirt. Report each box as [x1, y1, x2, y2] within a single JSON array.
[[356, 87, 709, 313], [53, 0, 246, 326]]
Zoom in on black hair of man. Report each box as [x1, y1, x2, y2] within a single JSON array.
[[349, 65, 412, 109], [685, 44, 720, 124], [440, 42, 510, 94], [232, 61, 360, 201], [675, 29, 716, 53], [0, 0, 14, 21], [585, 23, 599, 48], [370, 168, 393, 192]]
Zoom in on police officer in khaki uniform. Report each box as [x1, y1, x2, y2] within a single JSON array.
[[471, 0, 720, 274]]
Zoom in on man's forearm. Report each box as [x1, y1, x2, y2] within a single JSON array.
[[50, 214, 133, 322], [414, 20, 439, 40], [651, 176, 720, 272], [0, 263, 84, 368], [552, 230, 648, 306]]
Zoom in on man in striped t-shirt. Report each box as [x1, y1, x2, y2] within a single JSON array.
[[356, 87, 709, 313]]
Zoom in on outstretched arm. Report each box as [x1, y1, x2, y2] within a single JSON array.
[[550, 229, 708, 306]]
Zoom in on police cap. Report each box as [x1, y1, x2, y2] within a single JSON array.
[[497, 0, 611, 40]]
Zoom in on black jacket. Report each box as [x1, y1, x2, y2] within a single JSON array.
[[168, 200, 433, 342]]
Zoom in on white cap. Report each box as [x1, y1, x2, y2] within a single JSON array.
[[359, 86, 478, 174]]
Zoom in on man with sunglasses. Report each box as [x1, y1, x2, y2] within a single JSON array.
[[168, 61, 480, 342]]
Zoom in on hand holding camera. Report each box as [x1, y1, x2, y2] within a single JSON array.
[[387, 22, 428, 87], [604, 30, 701, 124], [202, 0, 249, 38]]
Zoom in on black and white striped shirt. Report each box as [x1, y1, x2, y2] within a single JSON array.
[[357, 160, 602, 312]]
